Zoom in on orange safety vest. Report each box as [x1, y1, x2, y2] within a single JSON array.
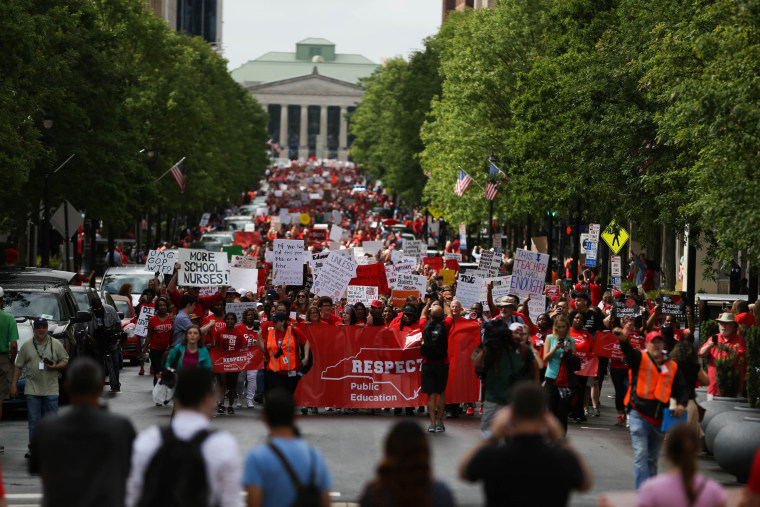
[[265, 327, 298, 373], [625, 352, 678, 406]]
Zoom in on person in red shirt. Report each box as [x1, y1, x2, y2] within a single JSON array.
[[200, 300, 227, 338], [698, 312, 748, 396], [144, 297, 173, 389], [609, 316, 644, 426], [569, 310, 595, 423], [532, 313, 553, 381], [317, 296, 342, 325], [212, 312, 245, 414], [167, 262, 227, 318], [235, 308, 259, 408]]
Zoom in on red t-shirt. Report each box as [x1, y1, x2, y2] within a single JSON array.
[[320, 313, 342, 325], [170, 288, 224, 319], [202, 314, 226, 337], [213, 326, 245, 352], [235, 323, 258, 348], [532, 329, 549, 361], [147, 314, 173, 351], [570, 328, 593, 360]]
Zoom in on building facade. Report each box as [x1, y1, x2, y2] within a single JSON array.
[[231, 39, 379, 161], [143, 0, 223, 49]]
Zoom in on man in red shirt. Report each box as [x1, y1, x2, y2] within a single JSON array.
[[211, 312, 245, 414], [316, 296, 341, 325], [698, 312, 747, 397]]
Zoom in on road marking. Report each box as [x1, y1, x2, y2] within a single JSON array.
[[581, 426, 610, 430], [5, 494, 42, 499], [330, 492, 342, 497]]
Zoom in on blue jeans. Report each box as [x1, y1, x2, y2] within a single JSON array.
[[628, 409, 664, 489], [26, 395, 59, 444]]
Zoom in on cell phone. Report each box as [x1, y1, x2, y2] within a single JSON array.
[[711, 335, 718, 345]]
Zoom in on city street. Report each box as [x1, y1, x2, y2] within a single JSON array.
[[0, 364, 738, 506]]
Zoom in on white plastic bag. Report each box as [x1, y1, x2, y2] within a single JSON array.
[[152, 381, 174, 405]]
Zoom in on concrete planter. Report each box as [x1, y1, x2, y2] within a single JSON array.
[[704, 406, 760, 454], [714, 416, 760, 483], [699, 396, 747, 435]]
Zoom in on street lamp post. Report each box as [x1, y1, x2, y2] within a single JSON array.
[[41, 112, 54, 267]]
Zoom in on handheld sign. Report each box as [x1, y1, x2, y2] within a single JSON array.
[[144, 250, 178, 275], [134, 305, 156, 336], [178, 249, 229, 287]]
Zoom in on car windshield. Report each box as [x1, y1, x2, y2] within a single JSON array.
[[202, 234, 233, 245], [101, 274, 153, 295], [73, 292, 91, 311], [3, 291, 64, 321], [113, 300, 133, 318]]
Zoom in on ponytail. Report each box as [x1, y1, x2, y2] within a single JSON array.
[[666, 424, 700, 504]]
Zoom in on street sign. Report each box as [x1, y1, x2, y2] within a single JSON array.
[[601, 220, 629, 255], [589, 223, 600, 242], [580, 233, 591, 254], [50, 201, 83, 238], [611, 255, 622, 277]]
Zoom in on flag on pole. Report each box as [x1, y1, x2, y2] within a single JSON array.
[[484, 162, 503, 200], [454, 169, 473, 197], [169, 159, 186, 193]]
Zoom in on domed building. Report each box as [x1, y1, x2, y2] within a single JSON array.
[[231, 38, 379, 161]]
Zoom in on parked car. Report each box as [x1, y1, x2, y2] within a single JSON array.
[[200, 232, 235, 252], [70, 284, 115, 313], [223, 215, 255, 231], [110, 294, 139, 365], [0, 267, 78, 286], [100, 266, 158, 307]]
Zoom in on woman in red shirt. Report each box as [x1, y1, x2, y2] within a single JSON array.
[[569, 310, 595, 423], [144, 297, 173, 389], [235, 308, 259, 409], [609, 316, 644, 426], [212, 312, 245, 414]]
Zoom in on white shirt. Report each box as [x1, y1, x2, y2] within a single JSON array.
[[125, 410, 243, 507]]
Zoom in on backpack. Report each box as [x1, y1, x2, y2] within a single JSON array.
[[420, 319, 448, 360], [137, 426, 215, 507], [267, 442, 321, 507]]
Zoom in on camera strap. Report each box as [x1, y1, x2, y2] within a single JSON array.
[[33, 339, 49, 361]]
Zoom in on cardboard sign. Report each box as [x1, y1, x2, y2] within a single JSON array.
[[478, 250, 501, 277], [456, 272, 485, 310], [346, 286, 379, 306], [395, 274, 427, 295], [229, 267, 258, 292], [178, 249, 229, 287], [391, 290, 419, 309], [134, 305, 156, 336], [440, 269, 456, 286], [231, 255, 257, 268], [510, 249, 548, 297], [362, 241, 383, 255], [225, 302, 259, 324], [656, 293, 686, 321], [349, 263, 390, 294], [614, 298, 642, 318], [144, 249, 178, 274], [273, 239, 305, 286], [422, 257, 443, 273]]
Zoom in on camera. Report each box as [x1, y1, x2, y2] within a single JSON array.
[[273, 349, 283, 359], [43, 358, 55, 366], [482, 319, 512, 351]]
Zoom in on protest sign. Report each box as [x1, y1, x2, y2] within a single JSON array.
[[526, 295, 547, 319], [178, 249, 229, 287], [591, 331, 621, 359], [362, 241, 383, 255], [144, 249, 177, 274], [225, 302, 259, 324], [270, 215, 282, 232], [422, 257, 443, 273], [656, 293, 687, 321], [478, 250, 501, 277], [456, 272, 485, 310], [349, 263, 390, 294], [309, 252, 331, 278], [545, 285, 561, 298], [347, 286, 379, 306], [229, 267, 258, 293], [390, 249, 400, 264], [314, 249, 357, 299], [444, 252, 461, 271], [221, 245, 244, 260], [395, 274, 426, 295], [391, 290, 419, 309], [493, 233, 502, 253], [199, 213, 211, 227], [303, 274, 314, 294], [331, 210, 342, 224], [614, 298, 642, 318], [134, 305, 155, 336], [273, 239, 305, 285], [231, 255, 257, 268], [208, 347, 264, 373], [329, 224, 344, 244], [510, 249, 548, 297], [479, 276, 511, 305], [403, 240, 424, 261], [385, 264, 397, 289], [440, 269, 456, 286]]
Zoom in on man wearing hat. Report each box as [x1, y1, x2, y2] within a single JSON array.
[[698, 312, 747, 397], [10, 318, 69, 457], [0, 286, 19, 453], [486, 288, 525, 327], [613, 326, 688, 489]]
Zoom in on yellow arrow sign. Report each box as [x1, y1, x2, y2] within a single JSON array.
[[601, 220, 629, 254]]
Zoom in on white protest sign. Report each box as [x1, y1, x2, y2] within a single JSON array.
[[231, 255, 257, 268], [273, 239, 305, 285], [199, 213, 211, 227], [331, 210, 342, 224], [274, 190, 283, 197], [346, 286, 378, 306], [362, 241, 383, 255], [265, 251, 274, 263], [309, 252, 331, 278], [479, 276, 511, 304], [390, 249, 400, 264], [404, 240, 423, 261], [385, 264, 397, 289], [134, 306, 156, 336], [144, 249, 178, 274], [229, 267, 258, 292], [456, 272, 485, 310], [478, 250, 501, 277], [444, 252, 462, 262], [526, 295, 547, 318], [225, 302, 258, 324], [314, 249, 357, 299], [329, 224, 344, 244], [509, 249, 549, 297], [395, 274, 427, 295], [178, 249, 229, 287]]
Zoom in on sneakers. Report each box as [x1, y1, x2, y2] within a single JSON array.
[[236, 400, 243, 408], [593, 407, 601, 417], [466, 406, 475, 416], [247, 400, 254, 408], [217, 404, 226, 414], [427, 423, 437, 433], [436, 422, 446, 433], [615, 415, 625, 427], [227, 406, 235, 415], [583, 408, 589, 417], [138, 367, 145, 375]]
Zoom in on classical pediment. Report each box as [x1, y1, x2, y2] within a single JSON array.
[[245, 70, 364, 98]]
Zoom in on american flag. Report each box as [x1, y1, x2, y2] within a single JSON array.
[[170, 160, 185, 194], [484, 162, 502, 201], [454, 168, 473, 197]]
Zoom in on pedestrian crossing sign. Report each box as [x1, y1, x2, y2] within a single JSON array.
[[601, 220, 629, 254]]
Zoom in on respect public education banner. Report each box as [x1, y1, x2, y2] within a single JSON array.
[[294, 321, 481, 408], [208, 347, 265, 373], [178, 249, 229, 287], [144, 250, 178, 275]]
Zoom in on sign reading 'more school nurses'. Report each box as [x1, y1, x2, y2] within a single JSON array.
[[178, 249, 229, 287]]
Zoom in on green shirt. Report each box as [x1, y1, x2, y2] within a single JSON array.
[[0, 310, 19, 353], [483, 345, 533, 405], [15, 337, 68, 396]]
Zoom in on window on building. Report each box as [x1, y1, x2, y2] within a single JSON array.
[[287, 105, 301, 160], [177, 0, 217, 44], [267, 105, 281, 152], [309, 47, 322, 57]]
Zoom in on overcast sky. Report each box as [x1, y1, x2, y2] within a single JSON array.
[[222, 0, 442, 71]]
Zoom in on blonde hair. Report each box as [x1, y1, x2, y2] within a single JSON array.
[[552, 315, 570, 337]]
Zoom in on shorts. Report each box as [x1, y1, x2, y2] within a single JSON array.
[[0, 354, 11, 400], [421, 362, 449, 395]]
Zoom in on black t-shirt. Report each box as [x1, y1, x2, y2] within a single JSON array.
[[465, 435, 583, 507], [582, 309, 605, 336]]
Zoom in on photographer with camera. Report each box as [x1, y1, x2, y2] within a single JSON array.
[[83, 297, 123, 392], [476, 319, 539, 435], [698, 312, 747, 398]]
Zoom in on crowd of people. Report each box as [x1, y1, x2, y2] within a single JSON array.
[[1, 160, 760, 506]]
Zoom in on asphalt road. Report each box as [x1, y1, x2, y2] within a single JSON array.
[[0, 365, 739, 506]]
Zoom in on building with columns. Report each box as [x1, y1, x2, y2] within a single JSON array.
[[230, 38, 379, 161]]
